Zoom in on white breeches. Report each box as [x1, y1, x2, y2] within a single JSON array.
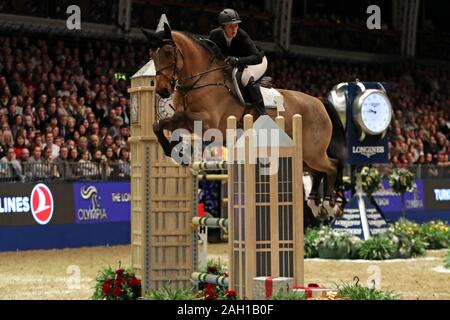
[[241, 56, 268, 86]]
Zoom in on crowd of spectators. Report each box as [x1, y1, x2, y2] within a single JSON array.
[[1, 4, 449, 182], [0, 34, 149, 181]]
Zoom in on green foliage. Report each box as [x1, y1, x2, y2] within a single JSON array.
[[204, 259, 227, 275], [145, 286, 200, 300], [270, 290, 307, 300], [420, 221, 450, 249], [444, 250, 450, 270], [337, 282, 400, 300], [304, 228, 320, 258], [92, 264, 141, 300], [388, 168, 415, 194], [360, 166, 382, 195], [305, 220, 448, 261], [358, 235, 396, 260]]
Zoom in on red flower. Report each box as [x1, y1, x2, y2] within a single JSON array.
[[115, 268, 125, 276], [204, 284, 217, 298], [128, 277, 141, 287], [113, 286, 122, 298], [207, 265, 217, 273], [102, 279, 111, 296], [115, 276, 126, 287], [225, 290, 237, 298]]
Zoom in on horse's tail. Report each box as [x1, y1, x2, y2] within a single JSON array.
[[323, 99, 346, 188]]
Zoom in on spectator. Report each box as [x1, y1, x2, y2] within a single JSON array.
[[42, 132, 60, 159], [42, 146, 58, 178], [77, 136, 89, 155], [54, 145, 71, 179], [108, 116, 123, 138], [78, 150, 99, 178], [26, 145, 44, 179], [0, 147, 22, 180], [13, 135, 26, 158], [117, 147, 130, 177], [100, 134, 114, 153]]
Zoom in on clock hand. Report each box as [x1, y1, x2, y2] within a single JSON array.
[[169, 103, 175, 111], [368, 109, 377, 114]]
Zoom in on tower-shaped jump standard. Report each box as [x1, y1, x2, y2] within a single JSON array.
[[128, 60, 195, 293], [227, 114, 304, 299]]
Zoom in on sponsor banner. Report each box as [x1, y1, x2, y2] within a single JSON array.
[[332, 195, 390, 239], [73, 182, 131, 224], [0, 222, 130, 252], [371, 179, 425, 212], [0, 182, 74, 226], [424, 179, 450, 211]]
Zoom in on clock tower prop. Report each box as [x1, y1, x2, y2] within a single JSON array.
[[328, 81, 392, 240]]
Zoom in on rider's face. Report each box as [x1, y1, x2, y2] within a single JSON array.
[[223, 23, 239, 39]]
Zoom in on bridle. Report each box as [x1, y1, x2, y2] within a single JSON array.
[[154, 40, 232, 96], [153, 40, 181, 89]]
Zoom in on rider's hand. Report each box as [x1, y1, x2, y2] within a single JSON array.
[[225, 56, 240, 67]]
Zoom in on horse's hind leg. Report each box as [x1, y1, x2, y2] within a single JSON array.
[[307, 155, 343, 218], [306, 171, 324, 218]]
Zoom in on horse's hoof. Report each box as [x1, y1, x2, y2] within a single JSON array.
[[153, 122, 162, 132], [322, 200, 341, 218], [307, 199, 320, 218], [318, 204, 329, 220], [334, 206, 344, 218]]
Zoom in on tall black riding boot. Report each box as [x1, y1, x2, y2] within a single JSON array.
[[247, 77, 267, 116]]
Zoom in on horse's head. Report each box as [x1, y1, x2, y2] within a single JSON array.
[[142, 24, 183, 98]]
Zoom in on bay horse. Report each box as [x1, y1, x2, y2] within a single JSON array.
[[142, 24, 346, 218]]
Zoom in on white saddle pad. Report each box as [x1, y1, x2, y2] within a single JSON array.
[[261, 87, 284, 110]]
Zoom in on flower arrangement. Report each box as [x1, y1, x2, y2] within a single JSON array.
[[196, 260, 238, 300], [360, 166, 382, 195], [388, 168, 415, 194], [420, 221, 450, 249], [389, 167, 416, 218], [92, 264, 141, 300], [314, 227, 361, 259]]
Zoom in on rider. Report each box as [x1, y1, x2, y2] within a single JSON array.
[[209, 8, 267, 116]]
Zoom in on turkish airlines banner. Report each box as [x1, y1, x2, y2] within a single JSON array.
[[0, 182, 74, 226]]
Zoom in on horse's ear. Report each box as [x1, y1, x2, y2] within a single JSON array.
[[163, 23, 172, 40], [141, 28, 163, 48]]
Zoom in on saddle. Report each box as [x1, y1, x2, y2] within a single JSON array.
[[231, 69, 284, 110]]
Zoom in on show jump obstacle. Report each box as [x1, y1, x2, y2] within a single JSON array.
[[128, 60, 196, 292], [129, 60, 304, 299]]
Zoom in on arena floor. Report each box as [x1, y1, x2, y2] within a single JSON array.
[[0, 244, 448, 300]]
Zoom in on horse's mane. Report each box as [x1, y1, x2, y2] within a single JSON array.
[[175, 31, 225, 61]]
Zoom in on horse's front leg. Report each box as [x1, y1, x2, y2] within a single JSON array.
[[153, 117, 177, 157], [153, 111, 205, 159]]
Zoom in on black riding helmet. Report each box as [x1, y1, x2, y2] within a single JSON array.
[[219, 8, 242, 26]]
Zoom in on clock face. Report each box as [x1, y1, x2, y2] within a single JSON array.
[[359, 91, 392, 135], [156, 95, 175, 120]]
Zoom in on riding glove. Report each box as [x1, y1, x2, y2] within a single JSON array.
[[225, 56, 240, 67]]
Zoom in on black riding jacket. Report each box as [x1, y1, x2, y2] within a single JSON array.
[[208, 27, 263, 66]]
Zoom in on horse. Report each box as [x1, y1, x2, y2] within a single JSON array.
[[142, 23, 346, 218]]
